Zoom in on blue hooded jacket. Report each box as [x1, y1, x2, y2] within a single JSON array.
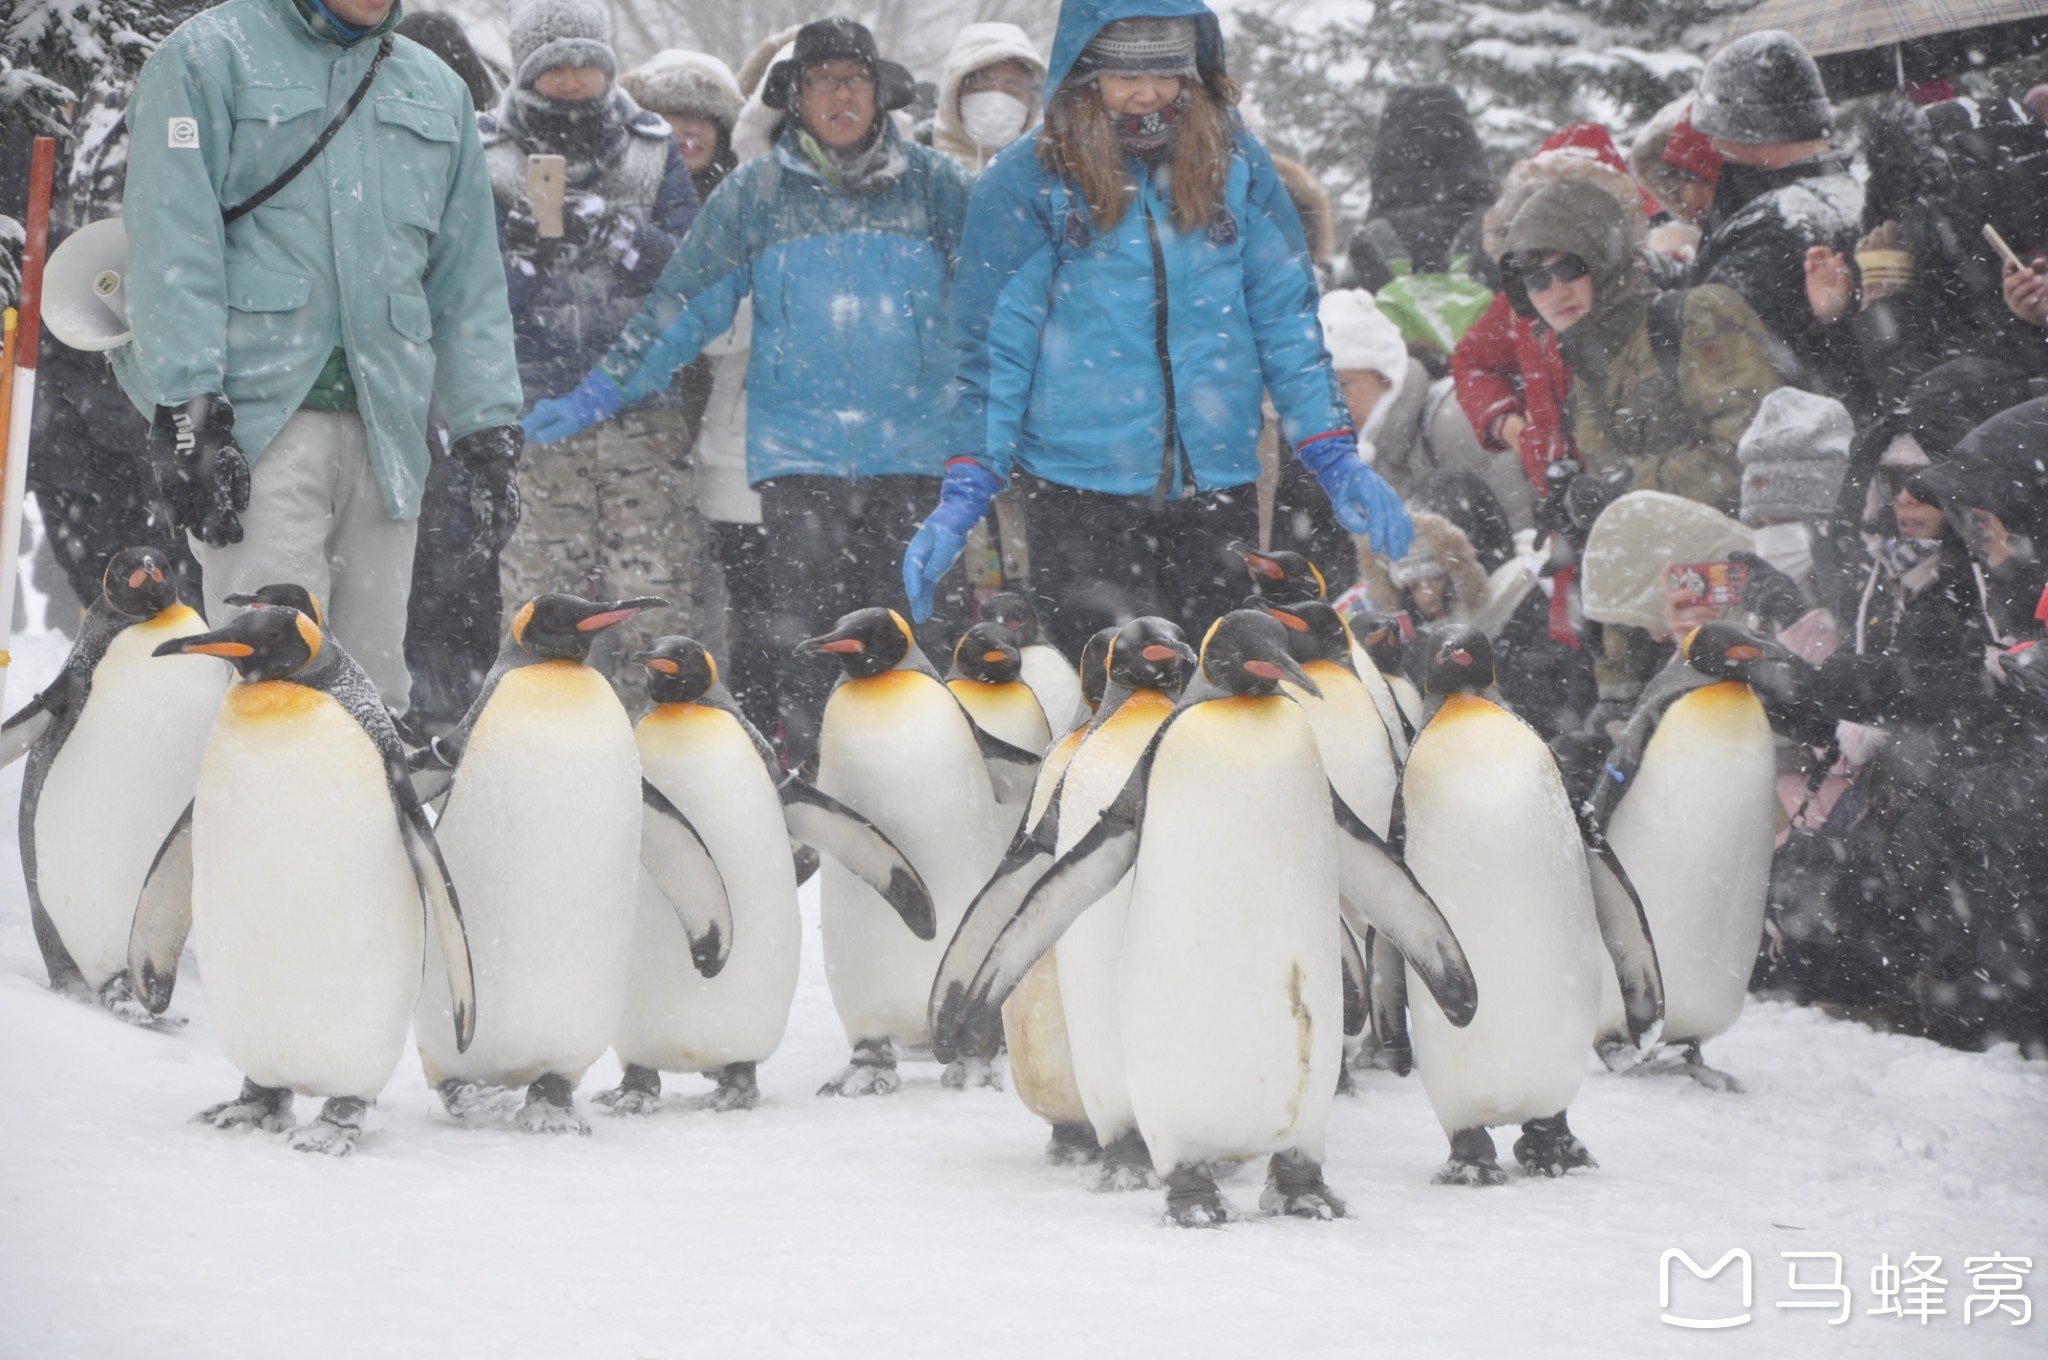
[[596, 117, 973, 482], [947, 0, 1349, 498]]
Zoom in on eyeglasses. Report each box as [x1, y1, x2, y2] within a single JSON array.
[[803, 70, 875, 96], [1519, 254, 1591, 294]]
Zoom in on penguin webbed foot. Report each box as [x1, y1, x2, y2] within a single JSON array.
[[594, 1063, 663, 1117], [691, 1061, 760, 1112], [1086, 1130, 1160, 1192], [195, 1078, 295, 1133], [817, 1040, 899, 1098], [1513, 1112, 1597, 1178], [1335, 1063, 1357, 1097], [98, 972, 185, 1029], [1161, 1164, 1237, 1228], [1261, 1150, 1348, 1220], [939, 1052, 1005, 1092], [436, 1078, 526, 1121], [1046, 1121, 1102, 1167], [1681, 1043, 1745, 1093], [516, 1073, 591, 1135], [288, 1097, 367, 1156], [1432, 1127, 1508, 1187]]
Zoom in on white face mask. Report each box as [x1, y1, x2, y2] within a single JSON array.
[[960, 91, 1030, 149], [1751, 521, 1814, 581]]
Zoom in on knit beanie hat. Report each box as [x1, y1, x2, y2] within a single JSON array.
[[509, 0, 616, 92], [1737, 388, 1852, 524], [1693, 30, 1833, 145], [1069, 18, 1199, 83], [1661, 113, 1722, 185], [1318, 290, 1409, 381]]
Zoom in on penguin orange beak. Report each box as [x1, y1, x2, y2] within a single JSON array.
[[981, 649, 1010, 664], [577, 597, 669, 633], [1244, 659, 1285, 681], [1141, 644, 1180, 662], [1725, 644, 1763, 662], [1261, 606, 1311, 633], [179, 640, 255, 658], [644, 657, 681, 675], [814, 638, 864, 654]]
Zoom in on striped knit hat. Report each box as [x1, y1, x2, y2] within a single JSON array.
[[1069, 18, 1199, 83]]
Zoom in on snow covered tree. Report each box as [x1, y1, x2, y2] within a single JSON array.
[[0, 0, 204, 141], [1232, 0, 1756, 222]]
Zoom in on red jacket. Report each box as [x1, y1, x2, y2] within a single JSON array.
[[1452, 291, 1577, 492]]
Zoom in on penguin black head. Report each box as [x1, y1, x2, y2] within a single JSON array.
[[101, 547, 180, 619], [636, 636, 719, 705], [951, 622, 1023, 685], [223, 582, 326, 628], [1682, 621, 1808, 707], [1348, 608, 1408, 677], [1420, 624, 1495, 696], [1078, 625, 1117, 713], [1250, 597, 1352, 667], [1198, 609, 1320, 698], [510, 594, 668, 663], [1107, 616, 1195, 694], [154, 605, 322, 681], [1230, 539, 1326, 605], [798, 607, 917, 680], [977, 592, 1043, 646]]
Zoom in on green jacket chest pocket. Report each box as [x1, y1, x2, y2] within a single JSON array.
[[376, 99, 458, 232], [225, 85, 326, 212]]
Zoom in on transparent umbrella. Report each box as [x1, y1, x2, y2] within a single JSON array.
[[1717, 0, 2048, 97]]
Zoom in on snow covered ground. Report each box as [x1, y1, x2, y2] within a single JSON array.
[[0, 621, 2042, 1358]]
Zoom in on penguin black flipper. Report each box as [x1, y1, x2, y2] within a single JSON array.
[[127, 801, 196, 1015], [388, 757, 478, 1053], [1364, 926, 1413, 1076], [928, 790, 1067, 1062], [1585, 835, 1665, 1046], [1339, 920, 1369, 1038], [778, 775, 936, 940], [1330, 788, 1478, 1027], [0, 675, 74, 768], [959, 752, 1154, 1047], [640, 780, 735, 978], [968, 718, 1043, 805]]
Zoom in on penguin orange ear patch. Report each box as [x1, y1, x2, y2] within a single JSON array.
[[294, 612, 322, 665], [1309, 563, 1328, 598], [512, 600, 536, 647]]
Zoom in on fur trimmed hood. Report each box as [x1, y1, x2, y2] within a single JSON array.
[[1357, 511, 1491, 620], [931, 22, 1046, 173], [1485, 125, 1649, 265], [620, 49, 743, 130]]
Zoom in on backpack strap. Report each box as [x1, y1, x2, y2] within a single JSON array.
[[1646, 287, 1688, 383]]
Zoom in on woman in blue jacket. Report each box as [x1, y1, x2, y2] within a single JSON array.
[[902, 0, 1414, 651]]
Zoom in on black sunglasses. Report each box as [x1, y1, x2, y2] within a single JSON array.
[[1519, 254, 1591, 293]]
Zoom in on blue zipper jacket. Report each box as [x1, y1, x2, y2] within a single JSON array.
[[947, 0, 1349, 497], [597, 120, 973, 482]]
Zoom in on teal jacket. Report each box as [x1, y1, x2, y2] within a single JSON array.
[[114, 0, 520, 518]]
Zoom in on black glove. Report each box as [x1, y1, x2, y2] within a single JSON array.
[[1728, 550, 1806, 633], [148, 394, 250, 548], [1539, 459, 1632, 550], [501, 200, 558, 269], [449, 424, 523, 559], [559, 191, 624, 252]]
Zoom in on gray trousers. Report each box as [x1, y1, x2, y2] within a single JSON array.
[[190, 409, 418, 710]]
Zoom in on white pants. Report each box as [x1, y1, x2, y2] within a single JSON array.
[[190, 410, 418, 710]]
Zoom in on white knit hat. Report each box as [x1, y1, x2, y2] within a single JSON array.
[[1319, 289, 1409, 382]]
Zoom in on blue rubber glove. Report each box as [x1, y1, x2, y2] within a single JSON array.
[[522, 370, 625, 446], [902, 460, 1003, 623], [1298, 431, 1414, 559]]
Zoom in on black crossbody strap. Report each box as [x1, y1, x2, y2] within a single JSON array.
[[223, 34, 394, 224], [1142, 198, 1190, 509]]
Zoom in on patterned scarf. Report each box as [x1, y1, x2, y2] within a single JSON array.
[[1113, 99, 1181, 161]]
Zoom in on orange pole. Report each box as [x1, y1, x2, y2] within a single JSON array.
[[0, 309, 16, 442], [0, 136, 58, 687]]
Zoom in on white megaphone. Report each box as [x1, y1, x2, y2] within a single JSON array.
[[42, 217, 133, 352]]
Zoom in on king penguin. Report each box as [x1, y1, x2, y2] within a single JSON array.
[[602, 636, 934, 1114], [134, 607, 477, 1154], [944, 611, 1479, 1226], [416, 593, 734, 1135], [996, 624, 1117, 1165], [2, 546, 225, 1020], [1379, 625, 1662, 1186], [1588, 622, 1791, 1091], [979, 592, 1082, 735], [799, 607, 1030, 1095], [933, 618, 1196, 1187], [946, 621, 1053, 829]]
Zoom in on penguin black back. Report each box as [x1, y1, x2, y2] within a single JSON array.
[[951, 623, 1024, 686]]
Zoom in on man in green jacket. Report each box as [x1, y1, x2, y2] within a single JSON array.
[[115, 0, 522, 709]]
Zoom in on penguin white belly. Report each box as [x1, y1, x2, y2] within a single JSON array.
[[34, 607, 222, 986], [1285, 661, 1398, 834], [1053, 690, 1179, 1142], [1601, 682, 1777, 1044], [817, 671, 1006, 1047], [193, 681, 421, 1098], [617, 705, 800, 1071], [1020, 645, 1081, 734], [1119, 700, 1342, 1172], [1004, 731, 1087, 1126], [948, 679, 1051, 832], [419, 662, 641, 1088], [1402, 696, 1600, 1133]]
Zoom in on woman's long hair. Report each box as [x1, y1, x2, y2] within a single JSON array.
[[1039, 73, 1242, 235]]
